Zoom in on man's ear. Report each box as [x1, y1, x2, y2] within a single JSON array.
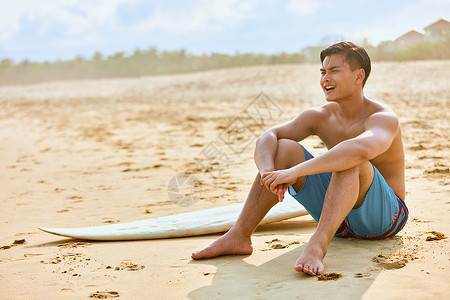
[[356, 69, 365, 85]]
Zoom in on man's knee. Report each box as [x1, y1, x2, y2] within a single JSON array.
[[331, 162, 374, 192], [334, 161, 373, 178], [334, 165, 359, 178], [274, 139, 305, 170]]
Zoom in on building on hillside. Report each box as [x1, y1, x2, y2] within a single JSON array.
[[423, 18, 450, 41], [394, 18, 450, 48], [394, 30, 425, 49]]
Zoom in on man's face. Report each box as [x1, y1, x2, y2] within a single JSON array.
[[320, 54, 361, 102]]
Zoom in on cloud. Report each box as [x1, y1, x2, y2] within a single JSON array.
[[0, 0, 257, 50], [127, 0, 257, 35], [0, 0, 128, 43], [286, 0, 320, 17]]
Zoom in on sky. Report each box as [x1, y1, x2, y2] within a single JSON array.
[[0, 0, 449, 62]]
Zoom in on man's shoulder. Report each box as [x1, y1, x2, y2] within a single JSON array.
[[304, 103, 336, 116], [365, 99, 398, 119], [365, 103, 400, 131], [366, 98, 395, 115]]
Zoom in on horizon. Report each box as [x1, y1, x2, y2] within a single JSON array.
[[0, 0, 449, 63]]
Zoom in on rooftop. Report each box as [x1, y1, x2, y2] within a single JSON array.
[[424, 18, 450, 31]]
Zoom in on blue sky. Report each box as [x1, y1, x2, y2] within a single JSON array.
[[1, 0, 449, 62]]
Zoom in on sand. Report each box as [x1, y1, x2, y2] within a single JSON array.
[[0, 61, 449, 299]]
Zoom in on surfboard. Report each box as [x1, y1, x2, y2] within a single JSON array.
[[39, 193, 308, 241]]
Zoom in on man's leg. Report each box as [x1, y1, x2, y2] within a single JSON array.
[[294, 161, 374, 275], [192, 139, 306, 259]]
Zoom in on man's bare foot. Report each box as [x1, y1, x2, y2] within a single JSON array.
[[294, 242, 326, 275], [191, 231, 253, 259]]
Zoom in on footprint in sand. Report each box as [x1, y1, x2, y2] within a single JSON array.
[[372, 254, 408, 270], [317, 273, 343, 281], [106, 260, 145, 271], [89, 291, 120, 299], [260, 238, 300, 251], [119, 260, 145, 271], [354, 272, 371, 278], [0, 239, 27, 250]]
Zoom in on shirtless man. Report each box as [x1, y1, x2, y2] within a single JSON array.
[[191, 42, 409, 276]]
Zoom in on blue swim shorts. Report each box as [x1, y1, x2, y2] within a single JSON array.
[[288, 147, 408, 239]]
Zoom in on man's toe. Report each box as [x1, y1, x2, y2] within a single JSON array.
[[191, 248, 210, 259], [294, 263, 304, 272], [316, 265, 324, 275], [305, 265, 317, 276], [303, 266, 311, 275]]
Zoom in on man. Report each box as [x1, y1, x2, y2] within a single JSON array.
[[191, 42, 408, 276]]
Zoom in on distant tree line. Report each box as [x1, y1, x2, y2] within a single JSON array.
[[0, 38, 448, 85], [365, 38, 450, 61]]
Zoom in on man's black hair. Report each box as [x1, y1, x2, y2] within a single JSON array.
[[320, 42, 371, 87]]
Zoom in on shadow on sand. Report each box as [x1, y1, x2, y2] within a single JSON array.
[[188, 223, 404, 300]]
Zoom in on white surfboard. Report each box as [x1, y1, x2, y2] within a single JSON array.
[[39, 193, 308, 241]]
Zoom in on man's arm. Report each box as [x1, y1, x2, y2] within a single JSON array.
[[261, 112, 400, 192], [254, 108, 323, 175]]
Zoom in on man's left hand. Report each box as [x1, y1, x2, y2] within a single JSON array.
[[261, 169, 298, 202]]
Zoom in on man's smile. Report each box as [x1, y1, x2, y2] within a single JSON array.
[[324, 85, 336, 92]]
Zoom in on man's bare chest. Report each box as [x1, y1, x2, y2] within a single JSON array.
[[317, 119, 366, 149]]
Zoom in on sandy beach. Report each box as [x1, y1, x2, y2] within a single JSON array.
[[0, 61, 449, 299]]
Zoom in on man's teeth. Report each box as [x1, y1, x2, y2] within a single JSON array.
[[325, 86, 335, 90]]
